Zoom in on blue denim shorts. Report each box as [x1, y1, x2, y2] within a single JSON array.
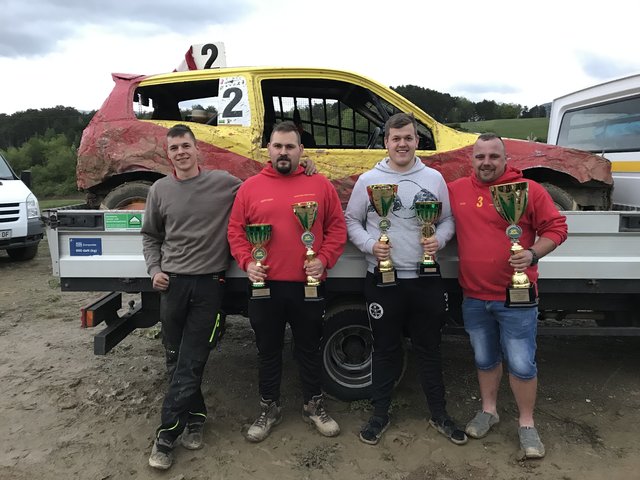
[[462, 297, 538, 380]]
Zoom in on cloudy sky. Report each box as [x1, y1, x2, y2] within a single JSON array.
[[1, 0, 638, 115]]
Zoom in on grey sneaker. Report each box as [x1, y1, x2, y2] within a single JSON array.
[[303, 394, 340, 437], [519, 426, 546, 459], [180, 422, 204, 450], [246, 398, 282, 442], [465, 411, 500, 439], [148, 437, 175, 470]]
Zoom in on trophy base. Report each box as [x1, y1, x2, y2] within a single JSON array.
[[374, 267, 397, 287], [304, 284, 324, 302], [417, 262, 441, 278], [250, 283, 271, 300], [505, 285, 538, 308]]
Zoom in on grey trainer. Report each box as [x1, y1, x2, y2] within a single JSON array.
[[180, 422, 204, 450], [148, 437, 175, 470], [246, 398, 282, 442], [303, 394, 340, 437], [465, 411, 500, 439], [519, 426, 546, 459]]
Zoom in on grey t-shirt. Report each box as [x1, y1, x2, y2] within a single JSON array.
[[142, 169, 242, 276]]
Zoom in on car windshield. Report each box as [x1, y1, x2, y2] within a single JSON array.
[[0, 154, 17, 179]]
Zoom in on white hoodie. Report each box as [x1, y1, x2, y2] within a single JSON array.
[[345, 157, 455, 279]]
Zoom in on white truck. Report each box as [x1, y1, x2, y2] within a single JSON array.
[[42, 65, 640, 401], [43, 206, 640, 400], [548, 73, 640, 210], [0, 152, 43, 260]]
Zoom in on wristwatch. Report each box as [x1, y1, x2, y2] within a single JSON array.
[[527, 248, 539, 266]]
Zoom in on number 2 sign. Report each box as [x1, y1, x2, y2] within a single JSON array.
[[191, 43, 226, 69], [218, 77, 250, 126]]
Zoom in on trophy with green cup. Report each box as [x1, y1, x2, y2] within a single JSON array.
[[415, 201, 442, 277], [245, 223, 272, 299], [367, 184, 398, 287], [292, 201, 322, 301], [489, 181, 538, 308]]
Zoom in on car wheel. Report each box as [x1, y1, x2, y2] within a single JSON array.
[[541, 183, 578, 211], [322, 302, 407, 401], [100, 181, 153, 210], [7, 244, 39, 261]]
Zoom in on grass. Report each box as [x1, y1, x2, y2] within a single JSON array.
[[455, 117, 550, 142], [39, 197, 85, 209]]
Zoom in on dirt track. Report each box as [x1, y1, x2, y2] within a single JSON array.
[[1, 240, 639, 480]]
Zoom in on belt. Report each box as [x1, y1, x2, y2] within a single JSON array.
[[167, 271, 225, 280]]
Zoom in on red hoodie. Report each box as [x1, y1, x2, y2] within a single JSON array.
[[448, 166, 568, 301], [228, 163, 347, 282]]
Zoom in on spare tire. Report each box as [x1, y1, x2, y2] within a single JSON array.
[[322, 302, 406, 401], [100, 181, 153, 210], [541, 183, 578, 211]]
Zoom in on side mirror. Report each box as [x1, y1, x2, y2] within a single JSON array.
[[20, 170, 32, 189]]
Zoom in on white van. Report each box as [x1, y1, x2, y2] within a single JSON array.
[[548, 73, 640, 210], [0, 152, 43, 260]]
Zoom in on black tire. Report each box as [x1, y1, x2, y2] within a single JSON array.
[[100, 181, 153, 210], [321, 302, 407, 401], [7, 244, 39, 261], [541, 183, 578, 211]]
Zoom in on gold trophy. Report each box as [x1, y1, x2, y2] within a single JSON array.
[[292, 201, 322, 300], [415, 201, 442, 277], [367, 184, 398, 287], [245, 223, 272, 299], [489, 181, 538, 307]]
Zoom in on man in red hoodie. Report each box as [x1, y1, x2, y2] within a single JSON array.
[[228, 121, 346, 442], [448, 133, 568, 459]]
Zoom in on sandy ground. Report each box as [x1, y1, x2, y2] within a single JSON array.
[[1, 240, 640, 480]]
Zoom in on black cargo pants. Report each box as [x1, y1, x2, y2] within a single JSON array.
[[156, 272, 224, 443]]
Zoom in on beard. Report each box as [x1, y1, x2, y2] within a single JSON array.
[[275, 155, 292, 174]]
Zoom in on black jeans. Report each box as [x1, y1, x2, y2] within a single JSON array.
[[157, 273, 223, 442], [248, 281, 325, 404], [364, 272, 448, 419]]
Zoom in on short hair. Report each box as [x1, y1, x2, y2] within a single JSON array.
[[167, 124, 196, 143], [476, 132, 505, 149], [271, 121, 301, 143], [384, 112, 418, 139]]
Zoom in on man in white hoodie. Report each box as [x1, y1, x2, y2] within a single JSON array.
[[345, 112, 467, 446]]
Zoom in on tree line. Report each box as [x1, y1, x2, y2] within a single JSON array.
[[392, 85, 548, 123], [0, 107, 94, 197]]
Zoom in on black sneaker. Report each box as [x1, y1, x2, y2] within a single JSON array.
[[359, 415, 390, 445], [429, 416, 468, 445]]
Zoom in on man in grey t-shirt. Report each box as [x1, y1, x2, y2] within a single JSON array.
[[142, 124, 241, 470]]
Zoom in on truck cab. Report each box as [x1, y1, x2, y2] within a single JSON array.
[[548, 73, 640, 210], [0, 152, 43, 260]]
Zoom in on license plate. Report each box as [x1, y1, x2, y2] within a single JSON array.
[[0, 230, 11, 239]]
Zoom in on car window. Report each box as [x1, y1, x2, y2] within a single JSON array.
[[0, 154, 17, 179], [260, 78, 435, 150], [133, 78, 221, 125], [558, 95, 640, 153]]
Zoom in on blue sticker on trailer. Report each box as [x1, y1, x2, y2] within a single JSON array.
[[70, 238, 102, 256]]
